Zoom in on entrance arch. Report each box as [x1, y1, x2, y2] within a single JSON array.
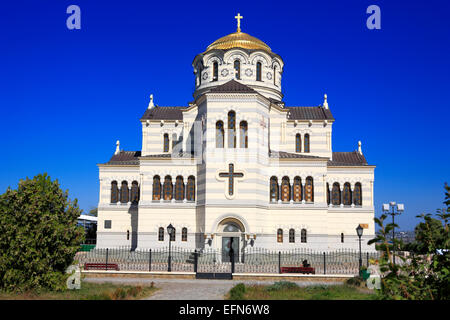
[[216, 217, 246, 263]]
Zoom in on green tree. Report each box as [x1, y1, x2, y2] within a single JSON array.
[[0, 173, 85, 292], [369, 183, 449, 300]]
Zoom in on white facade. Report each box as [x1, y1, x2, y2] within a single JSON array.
[[96, 25, 376, 253]]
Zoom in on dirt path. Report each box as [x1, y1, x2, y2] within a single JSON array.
[[83, 277, 341, 300]]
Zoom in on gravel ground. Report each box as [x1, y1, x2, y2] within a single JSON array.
[[83, 277, 342, 300]]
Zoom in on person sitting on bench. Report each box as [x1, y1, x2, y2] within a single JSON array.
[[302, 259, 311, 268]]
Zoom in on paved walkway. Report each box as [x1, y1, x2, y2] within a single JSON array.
[[83, 277, 341, 300]]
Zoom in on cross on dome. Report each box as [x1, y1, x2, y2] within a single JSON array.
[[235, 13, 243, 32]]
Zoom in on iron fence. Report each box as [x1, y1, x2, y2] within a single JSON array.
[[74, 246, 381, 275]]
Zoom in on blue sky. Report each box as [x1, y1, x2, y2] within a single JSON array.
[[1, 0, 449, 230]]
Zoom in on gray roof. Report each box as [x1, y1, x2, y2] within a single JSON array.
[[328, 152, 368, 166], [103, 151, 141, 165], [286, 106, 334, 121], [209, 79, 257, 93], [269, 150, 325, 159], [141, 106, 186, 121]]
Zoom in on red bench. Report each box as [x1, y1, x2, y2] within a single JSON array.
[[280, 267, 315, 274], [84, 263, 119, 271]]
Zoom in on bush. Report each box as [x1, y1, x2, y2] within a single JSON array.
[[345, 276, 364, 288], [229, 283, 246, 300], [265, 281, 299, 291], [0, 173, 85, 292]]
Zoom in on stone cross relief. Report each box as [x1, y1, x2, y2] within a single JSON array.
[[218, 164, 244, 196]]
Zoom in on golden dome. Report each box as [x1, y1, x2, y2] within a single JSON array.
[[205, 31, 272, 53]]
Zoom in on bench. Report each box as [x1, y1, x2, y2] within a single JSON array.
[[84, 263, 119, 271], [280, 267, 315, 274]]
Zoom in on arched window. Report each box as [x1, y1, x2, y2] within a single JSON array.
[[216, 121, 224, 148], [289, 229, 295, 243], [281, 176, 290, 202], [120, 181, 129, 203], [273, 65, 277, 85], [158, 227, 164, 241], [270, 176, 279, 202], [182, 227, 188, 241], [301, 229, 307, 243], [304, 134, 310, 153], [213, 61, 218, 81], [277, 229, 283, 243], [170, 228, 176, 241], [326, 183, 330, 205], [111, 181, 119, 203], [305, 177, 314, 202], [341, 233, 344, 243], [343, 182, 352, 205], [228, 111, 236, 148], [130, 181, 139, 204], [256, 62, 262, 81], [234, 60, 240, 79], [293, 177, 302, 202], [239, 121, 248, 148], [354, 182, 362, 206], [163, 133, 169, 152], [295, 134, 301, 152], [163, 176, 173, 201], [332, 182, 341, 205], [152, 176, 161, 200], [186, 176, 196, 201], [175, 176, 185, 201]]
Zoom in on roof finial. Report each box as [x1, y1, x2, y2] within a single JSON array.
[[148, 94, 154, 109], [358, 140, 363, 155], [323, 93, 328, 109], [235, 13, 243, 32], [115, 140, 120, 155]]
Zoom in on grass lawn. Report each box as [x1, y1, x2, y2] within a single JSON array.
[[227, 282, 377, 300], [0, 281, 158, 300]]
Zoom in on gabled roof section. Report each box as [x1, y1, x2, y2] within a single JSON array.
[[286, 106, 334, 121], [102, 151, 141, 165], [209, 79, 257, 94], [269, 150, 326, 160], [141, 106, 186, 121], [328, 152, 368, 166]]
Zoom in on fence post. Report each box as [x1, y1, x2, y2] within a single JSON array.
[[194, 250, 198, 273], [366, 252, 369, 267], [105, 248, 109, 271], [323, 252, 326, 275], [148, 249, 152, 272], [278, 251, 281, 274], [231, 251, 235, 274]]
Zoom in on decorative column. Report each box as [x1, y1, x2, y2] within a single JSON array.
[[340, 184, 344, 207], [350, 183, 355, 208]]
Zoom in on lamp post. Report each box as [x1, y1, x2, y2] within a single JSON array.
[[167, 223, 175, 272], [382, 202, 404, 265], [356, 224, 363, 273]]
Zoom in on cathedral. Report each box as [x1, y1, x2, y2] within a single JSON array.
[[96, 14, 376, 253]]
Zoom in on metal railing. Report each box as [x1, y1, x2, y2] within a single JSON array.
[[74, 246, 381, 275]]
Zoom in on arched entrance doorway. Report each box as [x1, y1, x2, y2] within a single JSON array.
[[216, 218, 245, 263]]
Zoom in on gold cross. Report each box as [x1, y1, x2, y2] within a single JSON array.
[[235, 13, 243, 32]]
